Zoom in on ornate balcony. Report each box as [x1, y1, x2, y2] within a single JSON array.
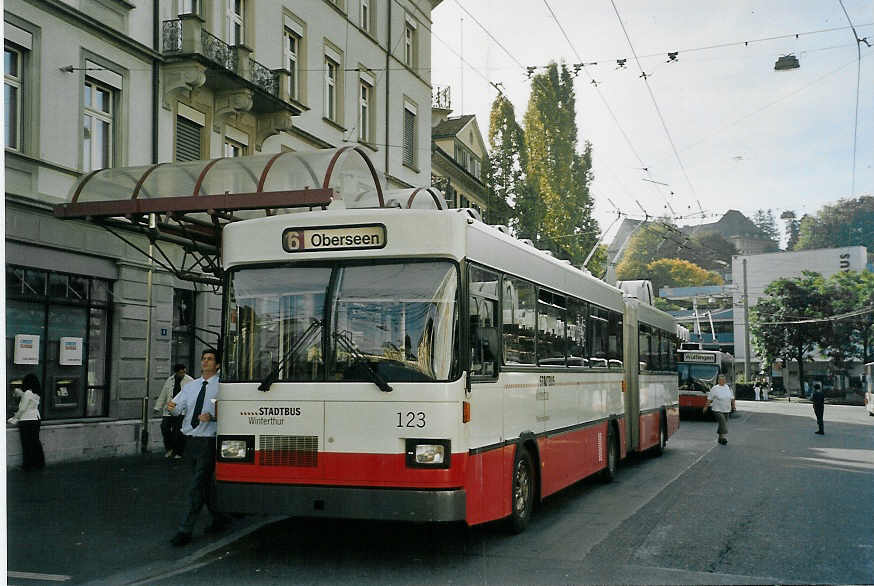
[[161, 15, 297, 126]]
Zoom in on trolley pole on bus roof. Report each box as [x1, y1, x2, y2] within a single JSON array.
[[743, 258, 751, 382]]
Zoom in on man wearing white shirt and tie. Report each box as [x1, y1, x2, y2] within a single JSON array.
[[167, 348, 230, 546]]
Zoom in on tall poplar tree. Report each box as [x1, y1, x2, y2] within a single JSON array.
[[484, 94, 526, 229], [522, 62, 599, 267]]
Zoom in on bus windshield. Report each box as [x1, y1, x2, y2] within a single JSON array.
[[223, 261, 459, 384], [677, 363, 719, 392]]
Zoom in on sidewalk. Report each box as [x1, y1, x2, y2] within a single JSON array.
[[6, 452, 275, 585]]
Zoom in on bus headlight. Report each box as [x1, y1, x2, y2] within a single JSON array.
[[405, 439, 451, 468], [218, 435, 254, 462], [416, 444, 444, 464]]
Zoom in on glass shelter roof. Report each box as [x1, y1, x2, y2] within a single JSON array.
[[53, 147, 444, 286]]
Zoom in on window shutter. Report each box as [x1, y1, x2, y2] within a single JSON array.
[[175, 116, 202, 162], [403, 109, 415, 166]]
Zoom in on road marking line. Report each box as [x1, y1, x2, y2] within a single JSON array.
[[8, 571, 72, 582]]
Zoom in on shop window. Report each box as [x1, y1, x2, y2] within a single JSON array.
[[6, 266, 112, 420]]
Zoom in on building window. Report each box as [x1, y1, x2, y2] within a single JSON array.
[[360, 0, 370, 33], [359, 81, 371, 143], [325, 56, 338, 121], [82, 79, 114, 172], [284, 27, 300, 101], [6, 265, 112, 420], [226, 0, 245, 46], [175, 115, 202, 162], [403, 103, 416, 167], [178, 0, 199, 15], [171, 289, 196, 372], [4, 46, 21, 150], [404, 22, 416, 68], [224, 137, 246, 157]]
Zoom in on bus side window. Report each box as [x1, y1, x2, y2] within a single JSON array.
[[469, 265, 500, 377]]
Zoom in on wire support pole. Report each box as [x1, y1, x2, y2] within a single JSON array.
[[141, 213, 156, 454]]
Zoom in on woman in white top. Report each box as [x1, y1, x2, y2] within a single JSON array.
[[8, 373, 45, 469], [704, 374, 734, 445]]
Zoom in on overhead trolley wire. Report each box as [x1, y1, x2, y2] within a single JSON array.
[[609, 0, 699, 209], [837, 0, 869, 198]]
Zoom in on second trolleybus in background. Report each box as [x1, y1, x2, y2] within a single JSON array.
[[211, 150, 681, 532], [676, 343, 735, 417]]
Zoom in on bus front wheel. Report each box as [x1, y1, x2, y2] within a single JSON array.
[[508, 446, 534, 533]]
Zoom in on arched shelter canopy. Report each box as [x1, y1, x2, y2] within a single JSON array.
[[53, 146, 386, 284]]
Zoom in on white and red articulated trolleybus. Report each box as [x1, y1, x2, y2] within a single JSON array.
[[212, 167, 679, 532], [54, 147, 680, 531]]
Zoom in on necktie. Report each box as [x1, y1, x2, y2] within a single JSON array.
[[190, 381, 207, 428]]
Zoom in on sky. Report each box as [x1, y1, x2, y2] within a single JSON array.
[[430, 0, 873, 246]]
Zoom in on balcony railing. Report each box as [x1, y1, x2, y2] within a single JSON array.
[[162, 18, 279, 99]]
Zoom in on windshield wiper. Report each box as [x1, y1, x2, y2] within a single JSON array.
[[333, 330, 393, 393], [258, 319, 323, 392]]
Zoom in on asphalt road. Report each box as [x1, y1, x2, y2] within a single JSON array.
[[133, 399, 873, 585]]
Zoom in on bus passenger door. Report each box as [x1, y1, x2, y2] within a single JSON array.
[[623, 300, 640, 453]]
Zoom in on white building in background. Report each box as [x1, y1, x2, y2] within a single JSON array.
[[732, 246, 868, 389], [4, 0, 442, 465]]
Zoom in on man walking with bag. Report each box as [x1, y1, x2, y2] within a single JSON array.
[[167, 348, 230, 546], [154, 363, 192, 459], [704, 374, 734, 445]]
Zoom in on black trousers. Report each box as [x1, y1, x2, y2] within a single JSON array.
[[178, 436, 229, 533], [814, 405, 824, 432], [19, 420, 45, 469], [160, 415, 186, 454]]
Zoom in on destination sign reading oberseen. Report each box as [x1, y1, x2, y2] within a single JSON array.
[[681, 352, 717, 363], [283, 224, 386, 253]]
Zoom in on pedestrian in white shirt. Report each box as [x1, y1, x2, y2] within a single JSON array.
[[154, 363, 193, 458], [754, 383, 761, 401], [8, 373, 46, 470], [167, 348, 231, 546], [704, 374, 734, 445]]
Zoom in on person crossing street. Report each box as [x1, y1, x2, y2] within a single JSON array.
[[167, 348, 230, 546]]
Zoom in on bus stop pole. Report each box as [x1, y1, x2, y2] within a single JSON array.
[[743, 258, 751, 382], [141, 213, 156, 453]]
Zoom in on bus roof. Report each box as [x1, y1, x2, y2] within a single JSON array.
[[222, 206, 627, 312]]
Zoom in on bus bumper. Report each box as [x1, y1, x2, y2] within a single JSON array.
[[216, 481, 467, 523]]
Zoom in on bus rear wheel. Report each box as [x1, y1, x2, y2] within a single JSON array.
[[600, 426, 618, 482], [508, 446, 534, 533], [653, 419, 666, 456]]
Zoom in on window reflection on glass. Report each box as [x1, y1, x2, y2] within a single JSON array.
[[536, 289, 566, 365], [502, 276, 535, 365], [223, 262, 458, 383], [330, 262, 457, 382], [469, 266, 498, 377]]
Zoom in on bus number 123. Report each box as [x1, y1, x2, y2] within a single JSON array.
[[397, 411, 426, 428]]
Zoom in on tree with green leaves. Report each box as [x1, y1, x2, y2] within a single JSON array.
[[780, 210, 801, 250], [615, 222, 737, 279], [484, 94, 526, 229], [795, 196, 874, 250], [645, 258, 723, 293], [750, 272, 829, 388], [752, 209, 780, 243], [522, 62, 599, 267]]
